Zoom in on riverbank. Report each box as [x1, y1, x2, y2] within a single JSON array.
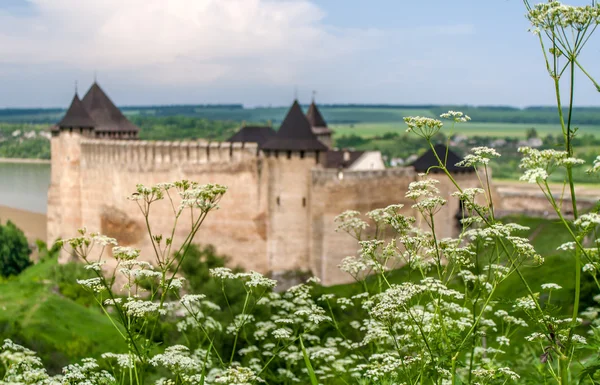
[[0, 157, 50, 164], [0, 205, 46, 243]]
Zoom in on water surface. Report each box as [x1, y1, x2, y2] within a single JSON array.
[[0, 162, 50, 214]]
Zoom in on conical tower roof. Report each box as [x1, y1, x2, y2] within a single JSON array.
[[81, 82, 139, 133], [58, 93, 95, 128], [262, 101, 328, 151], [306, 101, 327, 128]]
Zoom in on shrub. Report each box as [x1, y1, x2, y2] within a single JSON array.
[[0, 220, 31, 277]]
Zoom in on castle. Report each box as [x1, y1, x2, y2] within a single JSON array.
[[48, 83, 483, 285]]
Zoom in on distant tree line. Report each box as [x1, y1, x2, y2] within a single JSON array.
[[2, 105, 600, 125]]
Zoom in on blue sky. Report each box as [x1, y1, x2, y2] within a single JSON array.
[[0, 0, 598, 108]]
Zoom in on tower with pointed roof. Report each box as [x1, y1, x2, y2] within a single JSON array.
[[306, 101, 333, 149], [48, 82, 141, 253], [51, 82, 140, 139], [260, 100, 328, 274]]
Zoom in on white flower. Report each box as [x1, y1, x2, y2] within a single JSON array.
[[77, 278, 106, 293], [541, 283, 562, 290], [113, 246, 140, 261], [456, 147, 500, 167], [574, 213, 600, 229], [583, 263, 597, 273], [214, 366, 264, 384], [210, 267, 235, 279], [587, 156, 600, 173], [557, 242, 576, 251], [520, 168, 548, 183], [272, 328, 293, 340], [406, 178, 440, 199], [404, 116, 444, 139], [178, 183, 227, 212], [440, 110, 471, 123], [335, 210, 368, 237], [180, 294, 207, 307], [123, 299, 165, 318]]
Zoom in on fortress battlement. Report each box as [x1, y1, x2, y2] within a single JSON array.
[[48, 83, 487, 285], [311, 167, 415, 185], [79, 138, 259, 168]]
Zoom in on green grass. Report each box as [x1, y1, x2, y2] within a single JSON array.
[[0, 258, 126, 373], [331, 122, 600, 139]]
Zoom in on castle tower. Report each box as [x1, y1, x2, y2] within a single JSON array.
[[47, 93, 94, 255], [306, 101, 333, 149], [47, 83, 140, 257], [81, 82, 140, 139], [261, 101, 328, 275]]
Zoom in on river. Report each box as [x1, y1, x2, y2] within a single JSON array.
[[0, 162, 50, 214]]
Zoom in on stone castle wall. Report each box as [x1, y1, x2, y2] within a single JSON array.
[[48, 134, 487, 285], [48, 134, 271, 273]]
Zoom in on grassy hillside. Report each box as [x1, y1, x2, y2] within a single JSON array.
[[0, 258, 126, 373]]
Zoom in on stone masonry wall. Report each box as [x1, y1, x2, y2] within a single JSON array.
[[48, 134, 494, 286], [310, 169, 487, 285], [49, 135, 270, 273]]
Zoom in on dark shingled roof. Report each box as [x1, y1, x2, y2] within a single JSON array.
[[262, 100, 328, 151], [227, 126, 276, 146], [324, 150, 364, 169], [306, 101, 327, 128], [411, 144, 474, 173], [81, 82, 139, 133], [57, 94, 96, 129]]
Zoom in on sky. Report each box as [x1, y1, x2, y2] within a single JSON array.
[[0, 0, 598, 108]]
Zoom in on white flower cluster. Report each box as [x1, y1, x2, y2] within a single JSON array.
[[588, 155, 600, 174], [334, 210, 368, 238], [76, 278, 106, 293], [209, 268, 277, 290], [440, 110, 471, 123], [541, 283, 562, 290], [128, 183, 165, 202], [179, 182, 228, 212], [112, 246, 140, 261], [100, 352, 138, 369], [0, 339, 53, 385], [62, 358, 116, 384], [456, 146, 501, 167], [403, 116, 444, 139], [214, 365, 265, 384], [406, 178, 440, 200], [574, 212, 600, 230], [518, 147, 584, 183], [527, 1, 600, 31], [123, 298, 166, 318]]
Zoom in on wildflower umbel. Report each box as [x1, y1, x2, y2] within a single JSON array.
[[403, 116, 443, 139]]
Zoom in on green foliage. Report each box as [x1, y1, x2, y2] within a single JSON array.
[[133, 116, 240, 141], [0, 220, 32, 277], [0, 258, 126, 374], [51, 262, 98, 307], [526, 127, 538, 139]]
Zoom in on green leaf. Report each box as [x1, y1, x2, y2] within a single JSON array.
[[300, 335, 319, 385]]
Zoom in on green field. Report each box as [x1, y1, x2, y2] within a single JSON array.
[[331, 122, 600, 139]]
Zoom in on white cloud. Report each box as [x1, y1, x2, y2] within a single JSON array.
[[0, 0, 373, 85]]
